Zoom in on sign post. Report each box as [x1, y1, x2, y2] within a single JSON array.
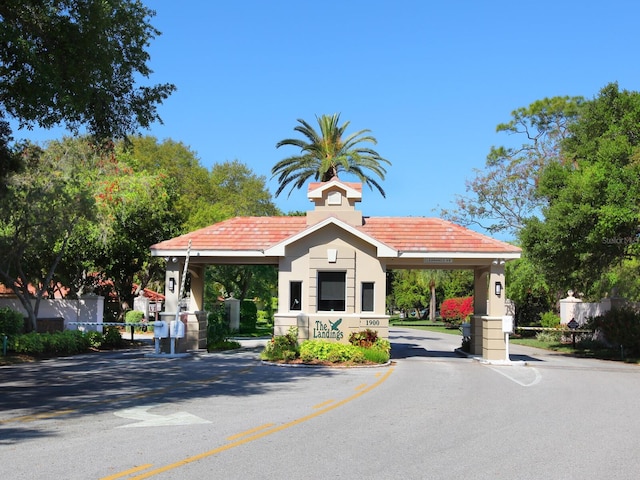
[[502, 315, 514, 362]]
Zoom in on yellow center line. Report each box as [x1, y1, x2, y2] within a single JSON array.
[[123, 367, 395, 480], [312, 399, 335, 409], [355, 383, 368, 390], [100, 464, 153, 480], [226, 423, 275, 441], [1, 409, 77, 424]]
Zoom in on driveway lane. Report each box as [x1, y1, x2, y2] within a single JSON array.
[[176, 328, 640, 480], [2, 328, 640, 480]]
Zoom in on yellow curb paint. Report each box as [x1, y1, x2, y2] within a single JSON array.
[[99, 463, 153, 480], [226, 423, 275, 441], [126, 367, 395, 480]]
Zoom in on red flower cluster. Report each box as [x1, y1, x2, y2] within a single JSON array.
[[440, 297, 473, 324]]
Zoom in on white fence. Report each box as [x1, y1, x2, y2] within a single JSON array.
[[560, 292, 640, 325], [0, 295, 105, 331]]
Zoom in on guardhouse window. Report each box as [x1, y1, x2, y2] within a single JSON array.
[[290, 281, 302, 310], [318, 271, 346, 311], [361, 282, 374, 312]]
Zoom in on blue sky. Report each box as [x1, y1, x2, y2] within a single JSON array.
[[14, 0, 640, 237]]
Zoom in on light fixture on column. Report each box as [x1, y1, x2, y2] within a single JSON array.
[[169, 277, 175, 292], [494, 281, 502, 297]]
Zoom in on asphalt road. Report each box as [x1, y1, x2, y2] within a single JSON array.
[[1, 328, 639, 480]]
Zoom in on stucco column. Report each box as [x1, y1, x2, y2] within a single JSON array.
[[164, 261, 181, 316], [482, 263, 507, 361], [471, 268, 488, 355], [186, 264, 206, 350]]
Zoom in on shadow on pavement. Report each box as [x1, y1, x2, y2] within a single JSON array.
[[0, 342, 339, 444]]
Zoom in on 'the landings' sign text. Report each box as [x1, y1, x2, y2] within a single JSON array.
[[313, 319, 344, 341]]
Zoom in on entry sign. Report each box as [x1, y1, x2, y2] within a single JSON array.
[[568, 319, 579, 330]]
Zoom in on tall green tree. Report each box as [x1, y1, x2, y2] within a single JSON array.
[[0, 1, 175, 141], [391, 270, 430, 317], [521, 83, 640, 298], [272, 114, 390, 197], [122, 136, 210, 230], [442, 96, 583, 237], [123, 138, 280, 231], [205, 162, 280, 311], [90, 163, 182, 311], [389, 269, 455, 319], [0, 140, 95, 330]]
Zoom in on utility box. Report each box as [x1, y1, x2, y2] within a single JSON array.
[[502, 315, 514, 334], [461, 322, 471, 338], [153, 321, 169, 338]]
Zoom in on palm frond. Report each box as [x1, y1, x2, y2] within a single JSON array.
[[273, 114, 391, 197]]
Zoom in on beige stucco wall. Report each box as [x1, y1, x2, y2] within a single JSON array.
[[274, 223, 389, 343]]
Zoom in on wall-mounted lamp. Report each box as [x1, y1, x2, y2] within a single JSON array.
[[169, 277, 175, 292], [171, 257, 178, 263], [495, 281, 502, 297]]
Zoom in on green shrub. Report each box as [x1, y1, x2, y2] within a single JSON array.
[[299, 340, 338, 362], [261, 326, 299, 361], [207, 305, 241, 351], [240, 300, 258, 333], [540, 311, 561, 328], [9, 332, 44, 354], [373, 338, 391, 354], [86, 330, 104, 349], [587, 307, 640, 356], [125, 310, 144, 323], [207, 304, 231, 351], [0, 307, 24, 337], [8, 330, 93, 356], [349, 329, 379, 348], [299, 340, 385, 364], [102, 326, 125, 349], [359, 346, 389, 363]]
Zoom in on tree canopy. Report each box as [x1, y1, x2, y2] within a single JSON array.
[[0, 0, 175, 141], [0, 133, 283, 326], [272, 114, 390, 197], [0, 139, 96, 330], [521, 83, 640, 298], [442, 96, 583, 237]]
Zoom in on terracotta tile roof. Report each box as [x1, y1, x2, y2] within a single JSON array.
[[359, 217, 521, 254], [151, 215, 520, 255], [151, 216, 307, 252], [308, 181, 363, 193]]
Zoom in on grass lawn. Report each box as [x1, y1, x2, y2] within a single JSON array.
[[389, 318, 462, 336]]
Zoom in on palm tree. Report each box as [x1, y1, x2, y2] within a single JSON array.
[[272, 114, 391, 197]]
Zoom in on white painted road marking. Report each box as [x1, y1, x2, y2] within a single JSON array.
[[488, 365, 542, 387], [114, 404, 212, 428]]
